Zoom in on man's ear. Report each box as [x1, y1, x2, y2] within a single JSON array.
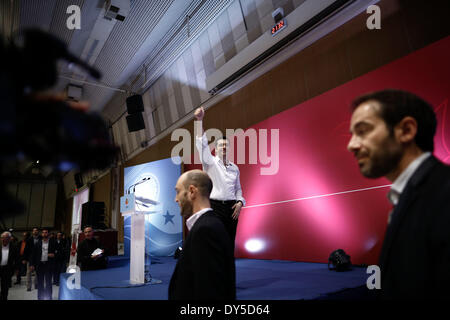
[[188, 185, 197, 199], [395, 116, 418, 144]]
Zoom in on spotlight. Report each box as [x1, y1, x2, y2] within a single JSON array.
[[66, 265, 78, 273], [244, 239, 266, 253], [174, 246, 183, 259]]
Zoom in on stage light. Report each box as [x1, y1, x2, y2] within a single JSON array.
[[244, 239, 265, 253], [364, 237, 378, 251], [174, 246, 182, 259]]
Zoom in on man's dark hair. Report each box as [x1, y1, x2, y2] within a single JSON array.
[[32, 227, 39, 231], [41, 227, 49, 232], [184, 171, 213, 198], [351, 89, 437, 152], [215, 136, 229, 147], [83, 225, 93, 231]]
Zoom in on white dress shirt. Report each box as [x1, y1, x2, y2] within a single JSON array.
[[196, 133, 246, 205], [386, 152, 431, 223], [41, 240, 49, 262], [1, 244, 9, 266], [186, 208, 213, 231]]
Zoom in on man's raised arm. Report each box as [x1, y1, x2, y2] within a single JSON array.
[[194, 107, 214, 166], [194, 107, 205, 137]]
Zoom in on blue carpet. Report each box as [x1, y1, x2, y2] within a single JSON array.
[[235, 259, 367, 300], [59, 256, 368, 300]]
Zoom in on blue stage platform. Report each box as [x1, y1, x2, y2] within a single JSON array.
[[59, 256, 369, 300]]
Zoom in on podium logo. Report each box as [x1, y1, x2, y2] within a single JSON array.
[[66, 265, 81, 290]]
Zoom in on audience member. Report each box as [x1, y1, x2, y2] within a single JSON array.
[[14, 231, 30, 285], [77, 226, 107, 271], [30, 228, 55, 300], [24, 227, 41, 291], [53, 232, 66, 285], [1, 231, 19, 300]]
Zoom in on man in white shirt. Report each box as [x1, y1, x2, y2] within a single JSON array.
[[347, 89, 450, 299], [194, 106, 245, 250], [30, 228, 55, 300], [168, 170, 235, 300], [1, 231, 19, 300]]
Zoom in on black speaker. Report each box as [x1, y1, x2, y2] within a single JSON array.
[[126, 113, 145, 132], [126, 94, 144, 114], [74, 173, 83, 188], [81, 201, 107, 229]]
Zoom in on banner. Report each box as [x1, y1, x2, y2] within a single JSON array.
[[124, 157, 182, 257]]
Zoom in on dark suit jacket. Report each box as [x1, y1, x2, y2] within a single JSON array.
[[0, 243, 19, 274], [379, 156, 450, 299], [169, 210, 236, 300], [54, 239, 67, 262], [23, 236, 41, 262], [31, 238, 56, 268], [77, 238, 107, 271]]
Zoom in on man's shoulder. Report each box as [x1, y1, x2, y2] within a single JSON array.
[[424, 158, 450, 185], [193, 211, 226, 231], [410, 158, 450, 207]]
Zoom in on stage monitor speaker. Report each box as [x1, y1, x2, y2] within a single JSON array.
[[74, 173, 83, 188], [126, 112, 145, 132], [126, 94, 144, 114], [81, 201, 107, 230]]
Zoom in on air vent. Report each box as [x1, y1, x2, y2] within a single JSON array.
[[67, 84, 83, 101], [104, 0, 130, 21]]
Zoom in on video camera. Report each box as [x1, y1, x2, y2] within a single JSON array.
[[0, 29, 120, 217]]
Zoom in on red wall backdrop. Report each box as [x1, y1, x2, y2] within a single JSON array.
[[186, 36, 450, 265]]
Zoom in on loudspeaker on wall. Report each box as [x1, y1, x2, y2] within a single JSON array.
[[126, 94, 144, 114], [126, 112, 145, 132], [81, 201, 107, 230]]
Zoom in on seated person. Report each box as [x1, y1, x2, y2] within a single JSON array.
[[77, 226, 107, 271]]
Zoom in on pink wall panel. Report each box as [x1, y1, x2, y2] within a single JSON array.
[[186, 36, 450, 265]]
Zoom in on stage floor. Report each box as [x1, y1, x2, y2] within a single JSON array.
[[59, 256, 368, 300]]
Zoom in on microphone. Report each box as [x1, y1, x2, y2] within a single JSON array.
[[127, 177, 150, 194]]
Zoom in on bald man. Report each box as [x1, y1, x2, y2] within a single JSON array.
[[168, 170, 236, 300]]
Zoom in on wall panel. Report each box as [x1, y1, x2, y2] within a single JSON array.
[[42, 183, 57, 227]]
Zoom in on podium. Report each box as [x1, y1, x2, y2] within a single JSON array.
[[120, 193, 161, 284]]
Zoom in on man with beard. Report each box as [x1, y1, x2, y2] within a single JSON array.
[[169, 170, 236, 300], [30, 228, 55, 300], [347, 89, 450, 299]]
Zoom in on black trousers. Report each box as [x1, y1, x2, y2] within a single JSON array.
[[210, 199, 238, 251], [16, 258, 27, 282], [36, 261, 53, 300], [53, 260, 65, 284], [0, 265, 11, 300]]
